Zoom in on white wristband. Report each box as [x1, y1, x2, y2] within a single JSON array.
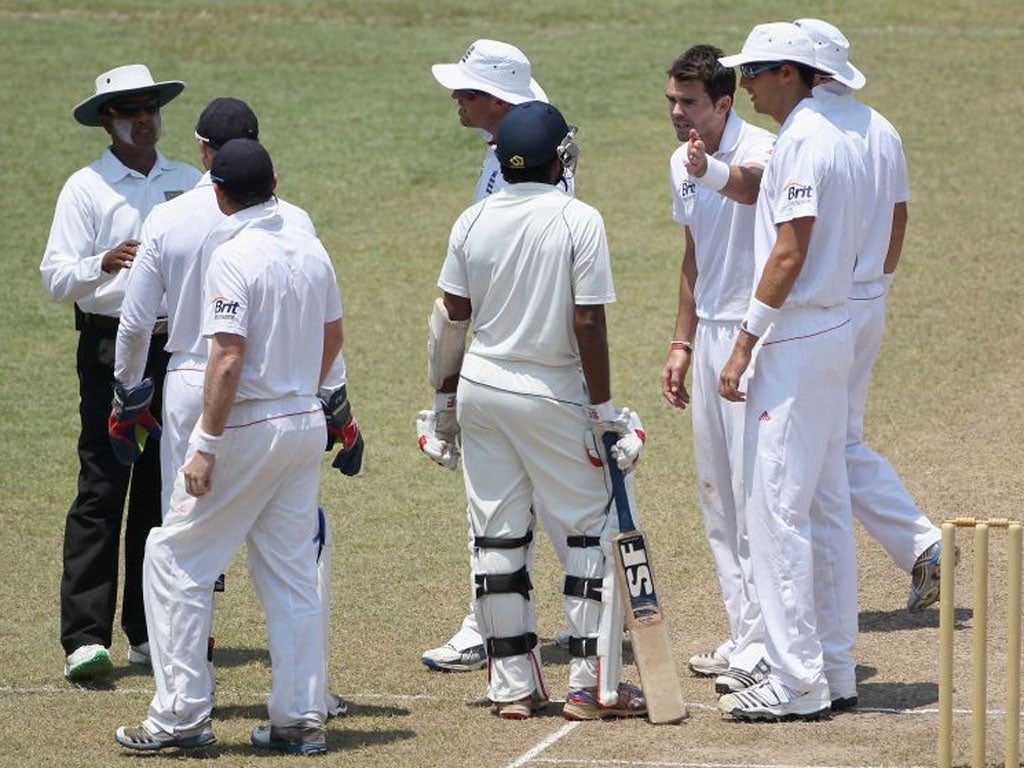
[[585, 400, 616, 422], [193, 427, 223, 455], [741, 297, 779, 339], [696, 155, 729, 192], [434, 391, 456, 411]]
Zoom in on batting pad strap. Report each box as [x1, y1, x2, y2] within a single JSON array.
[[474, 531, 533, 550], [427, 297, 470, 389], [567, 535, 601, 548], [475, 566, 533, 600], [486, 632, 538, 659], [563, 575, 603, 602], [568, 636, 598, 659]]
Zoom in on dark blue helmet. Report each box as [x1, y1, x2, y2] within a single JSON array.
[[496, 101, 578, 172]]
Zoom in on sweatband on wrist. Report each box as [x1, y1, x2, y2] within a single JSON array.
[[585, 400, 616, 422], [670, 339, 694, 353], [696, 155, 729, 192], [741, 298, 779, 339], [193, 427, 223, 455], [434, 391, 456, 411], [881, 273, 895, 290]]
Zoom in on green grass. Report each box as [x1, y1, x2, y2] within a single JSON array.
[[1, 1, 1022, 766]]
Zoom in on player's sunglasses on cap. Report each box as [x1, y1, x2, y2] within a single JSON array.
[[739, 61, 785, 78], [108, 98, 161, 117]]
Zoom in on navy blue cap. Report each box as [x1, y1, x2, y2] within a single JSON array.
[[495, 101, 570, 169]]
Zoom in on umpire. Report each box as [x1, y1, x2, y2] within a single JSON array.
[[40, 64, 200, 680]]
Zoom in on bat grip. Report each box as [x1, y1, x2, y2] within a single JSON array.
[[602, 431, 636, 532]]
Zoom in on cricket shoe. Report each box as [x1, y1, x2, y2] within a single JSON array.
[[492, 690, 549, 720], [562, 682, 647, 721], [326, 692, 349, 718], [115, 720, 216, 751], [715, 658, 770, 694], [251, 724, 327, 755], [421, 642, 487, 672], [829, 679, 858, 713], [64, 644, 112, 681], [128, 642, 151, 666], [719, 676, 830, 722], [907, 540, 959, 613], [687, 649, 729, 677]]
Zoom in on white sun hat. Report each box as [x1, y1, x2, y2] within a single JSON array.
[[718, 22, 830, 73], [794, 18, 867, 90], [74, 64, 184, 126], [431, 39, 548, 104]]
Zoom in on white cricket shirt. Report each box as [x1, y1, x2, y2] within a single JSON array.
[[809, 84, 910, 284], [753, 100, 868, 310], [669, 110, 774, 321], [438, 182, 614, 402], [203, 201, 343, 402], [40, 148, 201, 316]]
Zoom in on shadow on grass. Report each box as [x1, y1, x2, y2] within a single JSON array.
[[214, 702, 412, 721], [859, 680, 939, 709], [539, 635, 635, 667], [113, 728, 416, 759], [858, 606, 971, 632]]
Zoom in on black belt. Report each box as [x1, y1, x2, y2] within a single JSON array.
[[77, 309, 168, 336]]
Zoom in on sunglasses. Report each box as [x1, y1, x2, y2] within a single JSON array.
[[454, 89, 486, 99], [108, 98, 161, 117], [739, 61, 784, 79]]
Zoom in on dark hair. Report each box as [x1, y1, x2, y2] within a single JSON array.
[[667, 44, 736, 103], [500, 162, 556, 185], [791, 62, 820, 90]]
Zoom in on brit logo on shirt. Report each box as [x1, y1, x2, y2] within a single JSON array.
[[679, 179, 696, 199], [212, 295, 240, 320], [785, 182, 813, 201]]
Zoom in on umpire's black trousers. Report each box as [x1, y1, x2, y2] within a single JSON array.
[[60, 312, 169, 655]]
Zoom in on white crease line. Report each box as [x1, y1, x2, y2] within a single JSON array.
[[531, 760, 934, 768], [505, 722, 580, 768]]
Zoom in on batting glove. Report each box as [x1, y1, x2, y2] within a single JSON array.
[[585, 401, 646, 474], [320, 385, 364, 476], [108, 378, 162, 465], [416, 409, 459, 470], [433, 392, 459, 444]]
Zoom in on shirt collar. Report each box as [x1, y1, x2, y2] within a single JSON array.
[[780, 98, 815, 134], [715, 110, 742, 155], [98, 146, 172, 182], [228, 198, 282, 231], [498, 181, 562, 197]]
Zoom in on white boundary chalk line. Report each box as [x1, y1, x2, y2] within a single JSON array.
[[529, 759, 935, 768], [504, 722, 580, 768]]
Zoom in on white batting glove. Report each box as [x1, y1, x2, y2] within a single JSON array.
[[584, 402, 646, 473], [433, 392, 459, 444], [416, 409, 459, 470]]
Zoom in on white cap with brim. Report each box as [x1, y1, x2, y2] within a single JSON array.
[[794, 18, 867, 90], [431, 39, 548, 105], [73, 64, 185, 127], [718, 22, 832, 74]]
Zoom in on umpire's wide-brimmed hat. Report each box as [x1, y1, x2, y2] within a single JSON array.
[[431, 39, 548, 105], [718, 22, 827, 73], [794, 18, 867, 90], [73, 64, 185, 126]]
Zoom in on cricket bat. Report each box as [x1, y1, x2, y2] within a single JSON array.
[[603, 432, 688, 725]]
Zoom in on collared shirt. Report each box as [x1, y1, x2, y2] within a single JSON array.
[[669, 110, 775, 321], [203, 200, 343, 402], [809, 84, 910, 284], [40, 147, 201, 316], [754, 99, 868, 310], [115, 175, 322, 386], [438, 182, 614, 401]]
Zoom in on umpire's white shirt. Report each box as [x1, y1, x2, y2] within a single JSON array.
[[670, 111, 774, 321], [754, 100, 867, 313], [809, 84, 910, 285], [115, 175, 319, 385], [40, 148, 201, 315], [438, 182, 614, 402], [203, 201, 342, 402]]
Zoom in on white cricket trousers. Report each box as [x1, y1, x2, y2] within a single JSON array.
[[143, 396, 327, 733], [691, 319, 763, 670], [847, 281, 940, 571], [160, 352, 206, 517], [458, 378, 623, 704], [744, 306, 857, 696]]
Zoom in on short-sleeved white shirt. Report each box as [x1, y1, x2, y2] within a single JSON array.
[[669, 111, 774, 320], [753, 100, 868, 309], [203, 201, 343, 402], [809, 85, 910, 284], [40, 148, 201, 316], [438, 182, 614, 401], [115, 177, 322, 386]]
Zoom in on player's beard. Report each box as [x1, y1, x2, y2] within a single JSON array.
[[111, 114, 162, 147]]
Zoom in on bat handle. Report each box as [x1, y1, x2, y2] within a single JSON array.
[[602, 431, 636, 532]]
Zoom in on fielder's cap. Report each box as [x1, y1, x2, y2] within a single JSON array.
[[195, 98, 259, 150], [718, 22, 829, 73], [794, 18, 867, 90], [431, 39, 549, 105], [73, 64, 185, 127], [210, 138, 275, 203], [495, 101, 569, 169]]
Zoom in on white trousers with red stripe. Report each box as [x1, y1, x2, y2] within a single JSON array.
[[743, 306, 857, 697]]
